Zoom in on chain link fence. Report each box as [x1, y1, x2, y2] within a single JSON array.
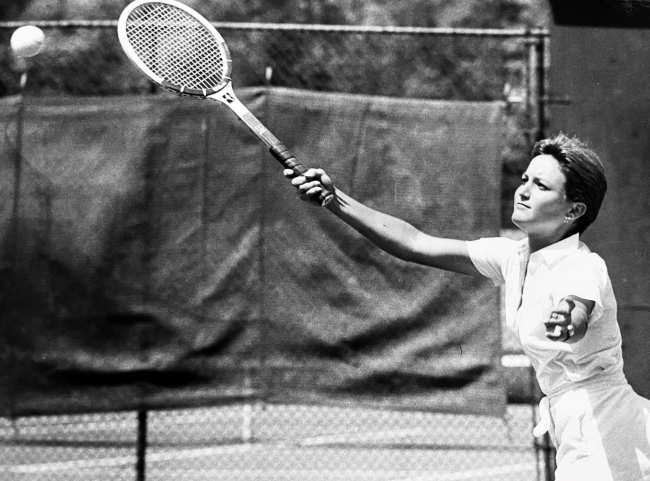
[[2, 404, 547, 481], [0, 21, 553, 481]]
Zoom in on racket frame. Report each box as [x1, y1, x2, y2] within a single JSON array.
[[118, 0, 233, 97]]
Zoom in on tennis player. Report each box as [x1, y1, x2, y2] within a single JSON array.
[[286, 133, 650, 481]]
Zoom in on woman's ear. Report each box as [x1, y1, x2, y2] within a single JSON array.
[[568, 202, 587, 221]]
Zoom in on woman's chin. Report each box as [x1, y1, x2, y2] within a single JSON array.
[[510, 216, 531, 235], [511, 214, 524, 228]]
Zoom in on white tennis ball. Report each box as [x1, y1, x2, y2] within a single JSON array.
[[11, 26, 45, 58]]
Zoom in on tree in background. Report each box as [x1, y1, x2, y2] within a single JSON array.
[[0, 0, 549, 97]]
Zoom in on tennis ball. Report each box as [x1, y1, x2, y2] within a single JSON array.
[[10, 26, 45, 58]]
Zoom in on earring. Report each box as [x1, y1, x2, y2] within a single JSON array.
[[564, 216, 571, 224]]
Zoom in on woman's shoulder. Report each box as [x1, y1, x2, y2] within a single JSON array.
[[468, 236, 520, 257], [472, 230, 524, 249], [466, 235, 522, 285], [563, 241, 609, 275]]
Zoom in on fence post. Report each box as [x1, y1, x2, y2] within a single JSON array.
[[543, 432, 555, 481], [136, 409, 148, 481], [535, 33, 548, 141]]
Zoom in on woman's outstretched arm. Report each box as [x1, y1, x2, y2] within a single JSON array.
[[287, 168, 481, 276]]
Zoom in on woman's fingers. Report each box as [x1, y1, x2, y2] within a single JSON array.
[[545, 298, 576, 341], [284, 168, 332, 205]]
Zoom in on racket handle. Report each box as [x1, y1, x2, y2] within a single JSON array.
[[269, 144, 335, 206]]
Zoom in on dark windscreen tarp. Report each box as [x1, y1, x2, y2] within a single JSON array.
[[0, 88, 506, 416]]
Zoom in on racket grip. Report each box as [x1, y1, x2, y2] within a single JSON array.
[[269, 144, 335, 206]]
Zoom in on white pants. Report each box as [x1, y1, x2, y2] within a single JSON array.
[[545, 383, 650, 481]]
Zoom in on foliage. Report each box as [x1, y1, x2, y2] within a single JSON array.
[[1, 0, 549, 98]]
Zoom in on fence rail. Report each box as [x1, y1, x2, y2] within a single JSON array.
[[0, 20, 550, 36]]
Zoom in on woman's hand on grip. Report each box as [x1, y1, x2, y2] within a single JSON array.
[[284, 168, 335, 206]]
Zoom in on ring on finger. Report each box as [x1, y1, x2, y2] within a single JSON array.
[[565, 324, 575, 340]]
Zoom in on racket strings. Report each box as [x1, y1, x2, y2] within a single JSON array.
[[126, 3, 227, 90]]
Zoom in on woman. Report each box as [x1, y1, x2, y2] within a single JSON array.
[[287, 133, 650, 481]]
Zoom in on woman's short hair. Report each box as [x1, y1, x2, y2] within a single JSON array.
[[532, 133, 608, 235]]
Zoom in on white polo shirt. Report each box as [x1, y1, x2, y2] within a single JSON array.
[[466, 234, 625, 397]]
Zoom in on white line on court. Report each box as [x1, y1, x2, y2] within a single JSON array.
[[392, 462, 534, 480], [0, 443, 533, 476]]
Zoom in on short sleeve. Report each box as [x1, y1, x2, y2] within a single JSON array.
[[550, 253, 609, 322], [466, 237, 516, 286]]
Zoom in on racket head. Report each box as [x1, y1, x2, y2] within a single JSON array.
[[118, 0, 232, 97]]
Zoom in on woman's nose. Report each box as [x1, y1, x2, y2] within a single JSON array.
[[517, 184, 530, 199]]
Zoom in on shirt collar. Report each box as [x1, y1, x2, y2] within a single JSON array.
[[522, 233, 581, 265]]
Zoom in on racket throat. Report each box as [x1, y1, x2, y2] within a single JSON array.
[[209, 84, 280, 148], [210, 87, 311, 179]]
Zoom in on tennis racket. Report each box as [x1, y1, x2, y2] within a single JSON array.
[[117, 0, 334, 206]]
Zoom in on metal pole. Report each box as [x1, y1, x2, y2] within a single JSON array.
[[525, 34, 536, 150], [530, 365, 542, 481], [543, 432, 555, 480], [536, 38, 554, 480], [4, 57, 29, 431], [136, 410, 148, 481], [11, 60, 27, 288], [535, 34, 547, 141]]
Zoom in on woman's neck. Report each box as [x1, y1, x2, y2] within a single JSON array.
[[528, 235, 566, 254], [526, 231, 574, 253]]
